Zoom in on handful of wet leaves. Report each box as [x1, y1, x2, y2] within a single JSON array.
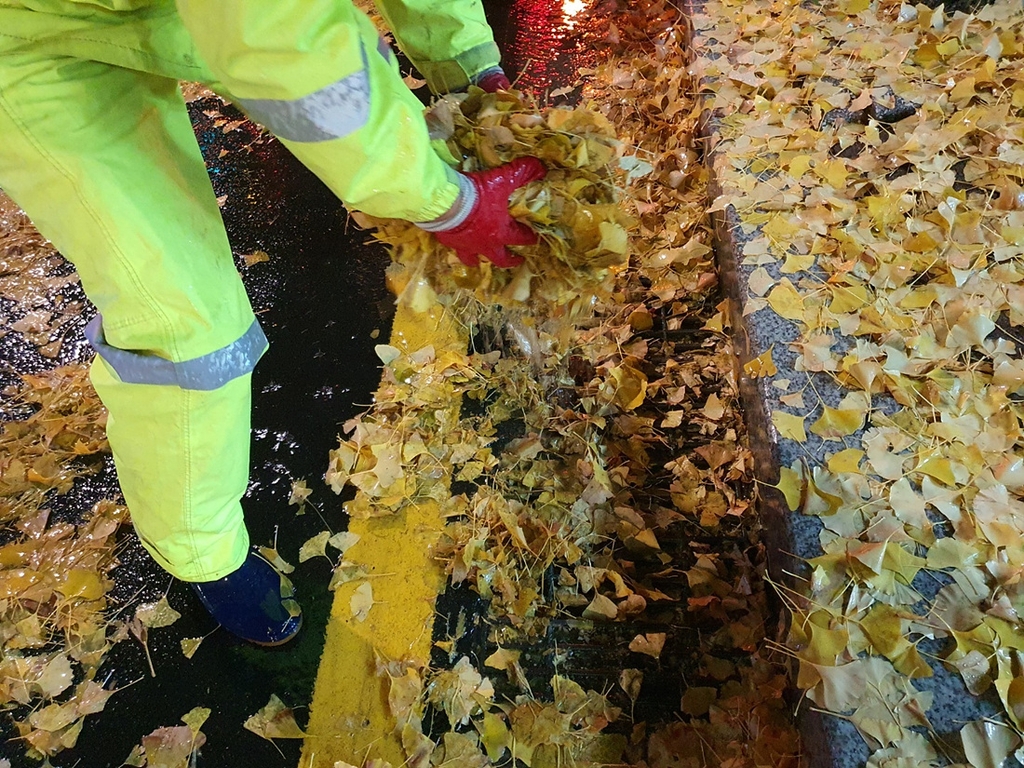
[[354, 88, 636, 313]]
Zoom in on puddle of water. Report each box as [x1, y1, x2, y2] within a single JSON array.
[[485, 0, 601, 96]]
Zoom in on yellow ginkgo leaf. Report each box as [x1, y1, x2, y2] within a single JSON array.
[[135, 597, 181, 630], [775, 464, 804, 511], [243, 694, 306, 740], [477, 711, 510, 762], [609, 365, 648, 411], [809, 406, 864, 440], [350, 582, 374, 623], [827, 448, 864, 474], [804, 615, 850, 667], [772, 411, 807, 442], [180, 637, 203, 660], [298, 531, 330, 563], [860, 603, 902, 657], [744, 346, 777, 378], [766, 279, 805, 321], [962, 720, 1020, 768], [597, 221, 629, 255], [484, 648, 521, 671]]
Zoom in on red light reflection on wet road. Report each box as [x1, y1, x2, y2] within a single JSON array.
[[502, 0, 596, 94]]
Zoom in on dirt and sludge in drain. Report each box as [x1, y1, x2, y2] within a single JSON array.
[[1, 1, 801, 767]]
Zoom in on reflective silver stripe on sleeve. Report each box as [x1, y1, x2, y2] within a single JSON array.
[[85, 316, 268, 391], [236, 46, 371, 143], [416, 170, 478, 232]]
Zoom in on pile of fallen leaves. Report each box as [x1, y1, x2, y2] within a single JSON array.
[[0, 365, 108, 520], [0, 365, 127, 758], [696, 0, 1024, 763], [326, 1, 802, 766], [0, 193, 86, 360], [0, 358, 304, 766]]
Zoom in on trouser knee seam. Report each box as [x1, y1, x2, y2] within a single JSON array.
[[181, 388, 202, 579]]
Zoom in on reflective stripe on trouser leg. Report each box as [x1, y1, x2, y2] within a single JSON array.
[[176, 0, 461, 222], [85, 319, 266, 580], [86, 316, 268, 391], [0, 50, 256, 581], [372, 0, 500, 93]]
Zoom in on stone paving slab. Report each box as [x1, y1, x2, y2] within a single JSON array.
[[683, 1, 1010, 765]]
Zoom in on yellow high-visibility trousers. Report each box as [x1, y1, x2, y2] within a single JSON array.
[[0, 0, 499, 580]]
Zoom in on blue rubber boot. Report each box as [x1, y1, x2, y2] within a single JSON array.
[[192, 550, 302, 646]]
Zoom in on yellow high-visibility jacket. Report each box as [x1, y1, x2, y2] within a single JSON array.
[[0, 0, 499, 580]]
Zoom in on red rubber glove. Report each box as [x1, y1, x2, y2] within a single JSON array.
[[476, 69, 511, 92], [429, 157, 546, 268]]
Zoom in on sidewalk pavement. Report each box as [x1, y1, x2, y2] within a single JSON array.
[[688, 0, 1022, 764]]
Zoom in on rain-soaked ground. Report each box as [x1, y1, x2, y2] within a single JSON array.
[[1, 2, 595, 766]]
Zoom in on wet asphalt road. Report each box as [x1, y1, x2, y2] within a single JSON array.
[[1, 2, 593, 766]]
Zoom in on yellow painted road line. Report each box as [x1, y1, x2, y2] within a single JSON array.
[[300, 302, 464, 768]]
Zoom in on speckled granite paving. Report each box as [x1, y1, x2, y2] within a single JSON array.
[[683, 0, 1010, 765]]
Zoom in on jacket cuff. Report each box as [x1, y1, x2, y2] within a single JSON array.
[[415, 172, 477, 232], [471, 66, 505, 85]]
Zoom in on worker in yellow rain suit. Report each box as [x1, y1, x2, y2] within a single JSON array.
[[0, 0, 544, 644]]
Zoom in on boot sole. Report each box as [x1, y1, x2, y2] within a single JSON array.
[[249, 615, 303, 647]]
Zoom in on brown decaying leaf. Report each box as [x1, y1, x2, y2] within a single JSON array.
[[118, 707, 209, 768], [288, 477, 312, 508], [628, 632, 666, 659]]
